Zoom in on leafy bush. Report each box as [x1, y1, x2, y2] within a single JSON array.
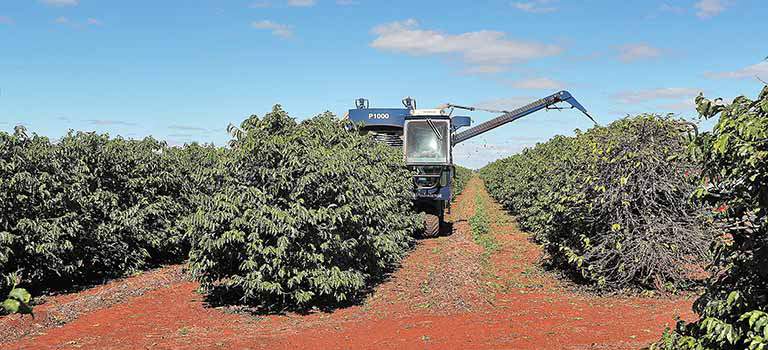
[[185, 106, 420, 309], [653, 87, 768, 350], [0, 127, 190, 294], [1, 273, 32, 316], [1, 105, 423, 312], [481, 115, 714, 291], [452, 165, 473, 198]]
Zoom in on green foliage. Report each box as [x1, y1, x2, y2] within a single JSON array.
[[653, 87, 768, 350], [185, 106, 420, 309], [2, 288, 32, 316], [452, 165, 473, 199], [481, 115, 714, 291], [0, 127, 194, 294], [0, 105, 420, 312], [469, 193, 498, 255], [0, 273, 33, 316]]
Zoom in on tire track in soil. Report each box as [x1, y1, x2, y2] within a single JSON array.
[[3, 176, 697, 350]]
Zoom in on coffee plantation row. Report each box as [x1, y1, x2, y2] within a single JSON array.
[[2, 106, 453, 313], [481, 86, 768, 350], [480, 114, 714, 291]]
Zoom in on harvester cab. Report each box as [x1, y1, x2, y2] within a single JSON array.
[[347, 90, 594, 237], [402, 104, 459, 236]]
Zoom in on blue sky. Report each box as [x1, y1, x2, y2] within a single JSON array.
[[1, 0, 766, 168]]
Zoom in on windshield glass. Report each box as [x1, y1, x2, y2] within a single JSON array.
[[405, 120, 450, 164]]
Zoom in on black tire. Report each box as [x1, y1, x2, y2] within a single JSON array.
[[423, 213, 440, 238]]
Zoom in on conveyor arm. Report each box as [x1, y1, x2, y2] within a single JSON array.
[[450, 91, 595, 145]]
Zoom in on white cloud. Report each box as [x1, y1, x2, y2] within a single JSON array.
[[512, 0, 558, 13], [705, 61, 768, 79], [462, 65, 508, 75], [53, 16, 101, 28], [509, 77, 564, 90], [168, 125, 209, 132], [168, 133, 196, 139], [617, 43, 663, 62], [657, 99, 696, 111], [40, 0, 78, 6], [249, 1, 271, 8], [252, 20, 293, 38], [694, 0, 727, 19], [0, 16, 13, 25], [287, 0, 316, 7], [370, 19, 562, 73], [614, 87, 700, 104], [659, 3, 685, 14], [87, 119, 138, 127]]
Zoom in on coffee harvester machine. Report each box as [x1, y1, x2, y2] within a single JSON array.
[[347, 91, 595, 237]]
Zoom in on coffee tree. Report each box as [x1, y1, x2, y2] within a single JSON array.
[[185, 106, 420, 309], [655, 87, 768, 350]]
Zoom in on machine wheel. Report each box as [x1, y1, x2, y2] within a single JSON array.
[[423, 213, 441, 238]]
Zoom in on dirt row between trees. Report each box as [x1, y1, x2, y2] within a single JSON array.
[[2, 177, 696, 350]]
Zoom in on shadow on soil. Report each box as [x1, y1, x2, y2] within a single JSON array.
[[202, 264, 401, 317], [440, 221, 455, 237]]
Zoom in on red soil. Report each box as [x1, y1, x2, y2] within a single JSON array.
[[2, 177, 696, 350]]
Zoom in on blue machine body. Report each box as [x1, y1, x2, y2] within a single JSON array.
[[348, 107, 472, 132], [416, 185, 451, 201], [348, 106, 472, 205], [450, 116, 472, 131], [347, 108, 410, 128], [346, 91, 593, 237]]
